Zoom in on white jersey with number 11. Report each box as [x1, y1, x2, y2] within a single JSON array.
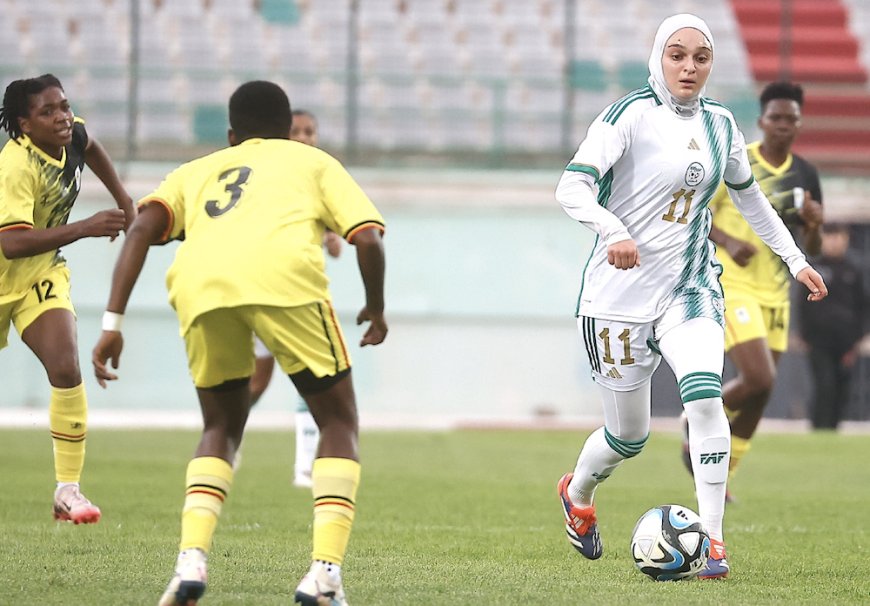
[[558, 86, 754, 323]]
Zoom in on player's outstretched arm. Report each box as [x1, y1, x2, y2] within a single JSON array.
[[352, 227, 387, 346], [0, 209, 126, 259], [92, 204, 168, 387], [796, 266, 828, 302], [84, 135, 137, 229]]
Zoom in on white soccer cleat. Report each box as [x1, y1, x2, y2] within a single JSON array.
[[293, 470, 313, 489], [53, 484, 101, 524], [232, 449, 243, 471], [158, 548, 207, 606], [294, 560, 348, 606]]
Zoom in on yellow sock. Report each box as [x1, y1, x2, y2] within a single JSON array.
[[311, 457, 361, 565], [49, 383, 88, 483], [723, 403, 739, 423], [179, 457, 234, 553], [728, 435, 751, 482]]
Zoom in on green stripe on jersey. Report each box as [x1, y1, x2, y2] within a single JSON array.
[[726, 174, 755, 190], [596, 169, 614, 207], [604, 85, 658, 125], [673, 110, 730, 297], [606, 93, 654, 125], [566, 163, 600, 182], [702, 98, 731, 111], [603, 88, 647, 123]]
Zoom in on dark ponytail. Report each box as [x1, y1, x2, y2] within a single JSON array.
[[0, 74, 64, 139]]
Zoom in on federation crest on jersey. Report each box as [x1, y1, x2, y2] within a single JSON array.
[[685, 162, 705, 187]]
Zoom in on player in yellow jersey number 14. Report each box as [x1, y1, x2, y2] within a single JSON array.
[[681, 81, 824, 502]]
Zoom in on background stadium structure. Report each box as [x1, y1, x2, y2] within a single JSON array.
[[0, 0, 868, 426]]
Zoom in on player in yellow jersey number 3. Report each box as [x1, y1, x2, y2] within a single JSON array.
[[92, 81, 386, 606]]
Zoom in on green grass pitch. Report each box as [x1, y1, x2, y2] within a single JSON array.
[[0, 428, 868, 605]]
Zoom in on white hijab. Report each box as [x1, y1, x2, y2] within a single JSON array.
[[647, 14, 714, 118]]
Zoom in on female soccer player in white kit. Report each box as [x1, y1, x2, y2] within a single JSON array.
[[554, 14, 827, 579]]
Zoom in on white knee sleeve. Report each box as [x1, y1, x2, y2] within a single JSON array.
[[568, 384, 652, 504], [597, 383, 650, 443]]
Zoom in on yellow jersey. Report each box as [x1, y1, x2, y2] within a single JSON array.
[[0, 118, 88, 300], [711, 140, 822, 306], [141, 138, 385, 334]]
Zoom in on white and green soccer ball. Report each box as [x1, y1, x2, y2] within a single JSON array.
[[630, 504, 710, 581]]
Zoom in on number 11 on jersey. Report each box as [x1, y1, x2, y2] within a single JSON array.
[[599, 327, 636, 365], [662, 188, 695, 224]]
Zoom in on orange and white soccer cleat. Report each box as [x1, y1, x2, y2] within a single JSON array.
[[557, 473, 603, 560], [698, 538, 730, 579]]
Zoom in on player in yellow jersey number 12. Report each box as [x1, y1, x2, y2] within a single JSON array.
[[0, 74, 134, 525]]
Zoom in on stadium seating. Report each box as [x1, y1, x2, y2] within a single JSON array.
[[731, 0, 866, 83], [5, 0, 867, 169], [731, 0, 870, 171]]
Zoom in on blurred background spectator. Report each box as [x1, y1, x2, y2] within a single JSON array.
[[797, 223, 867, 430]]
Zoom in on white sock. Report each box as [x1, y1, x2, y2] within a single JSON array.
[[684, 396, 730, 543], [569, 427, 625, 505], [314, 559, 342, 582], [295, 405, 319, 479]]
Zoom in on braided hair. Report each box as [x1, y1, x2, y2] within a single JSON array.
[[0, 74, 64, 139]]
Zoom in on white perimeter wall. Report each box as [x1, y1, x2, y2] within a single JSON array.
[[0, 166, 603, 426], [3, 164, 867, 428]]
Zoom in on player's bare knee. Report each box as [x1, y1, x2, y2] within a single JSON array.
[[46, 358, 82, 388], [743, 369, 775, 397], [734, 357, 776, 394]]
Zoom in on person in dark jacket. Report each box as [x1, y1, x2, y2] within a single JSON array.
[[798, 223, 867, 429]]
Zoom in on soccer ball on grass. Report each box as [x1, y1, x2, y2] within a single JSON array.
[[630, 504, 710, 581]]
